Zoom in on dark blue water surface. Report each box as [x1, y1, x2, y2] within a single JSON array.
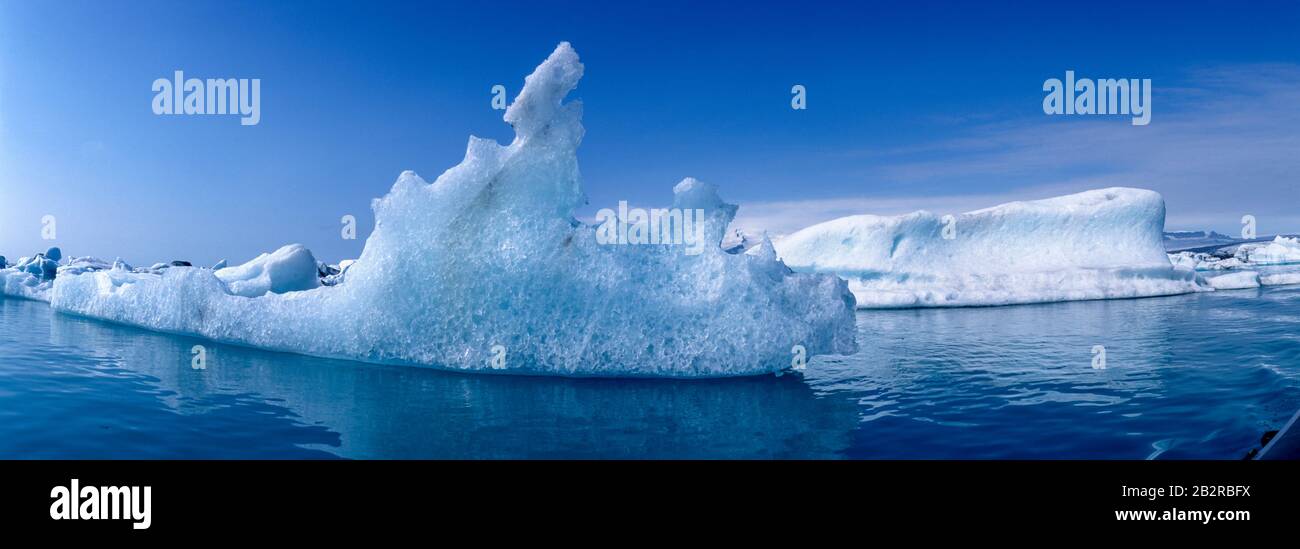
[[3, 285, 1299, 459]]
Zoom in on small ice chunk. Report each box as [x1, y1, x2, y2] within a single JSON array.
[[1205, 271, 1261, 290], [57, 256, 113, 277], [214, 244, 321, 298]]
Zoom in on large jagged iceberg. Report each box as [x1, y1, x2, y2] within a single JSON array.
[[47, 43, 857, 377], [774, 188, 1205, 308]]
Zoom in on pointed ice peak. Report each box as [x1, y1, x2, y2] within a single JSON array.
[[672, 177, 739, 246], [504, 42, 584, 143], [672, 177, 735, 215], [750, 234, 778, 262]]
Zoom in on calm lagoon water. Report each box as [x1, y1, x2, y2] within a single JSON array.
[[3, 282, 1299, 459]]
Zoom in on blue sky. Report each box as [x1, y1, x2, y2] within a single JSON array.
[[2, 0, 1298, 265]]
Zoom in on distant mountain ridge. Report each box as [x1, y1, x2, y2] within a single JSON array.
[[1165, 230, 1235, 241], [1163, 230, 1241, 252]]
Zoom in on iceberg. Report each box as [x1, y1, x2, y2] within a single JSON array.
[[46, 43, 857, 377], [1, 269, 51, 302], [58, 256, 114, 277], [1240, 236, 1300, 265], [1163, 237, 1300, 289], [0, 247, 68, 302], [1167, 251, 1244, 271], [1261, 271, 1300, 286], [1204, 270, 1261, 290], [774, 188, 1206, 308]]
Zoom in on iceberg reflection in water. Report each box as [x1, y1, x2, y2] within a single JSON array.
[[3, 284, 1299, 459]]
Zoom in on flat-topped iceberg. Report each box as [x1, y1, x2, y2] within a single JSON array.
[[774, 188, 1206, 308], [47, 43, 857, 377]]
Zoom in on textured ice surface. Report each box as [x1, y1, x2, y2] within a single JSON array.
[[0, 248, 66, 301], [774, 188, 1206, 308], [1167, 252, 1200, 270], [58, 256, 113, 277], [1, 269, 51, 302], [48, 43, 856, 377], [1261, 271, 1300, 286], [1168, 251, 1244, 271], [214, 244, 320, 297], [1241, 236, 1300, 265], [1205, 270, 1261, 290], [1164, 237, 1300, 288]]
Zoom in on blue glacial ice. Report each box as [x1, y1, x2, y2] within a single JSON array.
[[0, 247, 66, 302], [1, 268, 52, 302], [2, 245, 316, 303], [773, 188, 1209, 308], [43, 43, 858, 377]]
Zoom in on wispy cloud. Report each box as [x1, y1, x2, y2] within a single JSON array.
[[732, 63, 1300, 236]]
